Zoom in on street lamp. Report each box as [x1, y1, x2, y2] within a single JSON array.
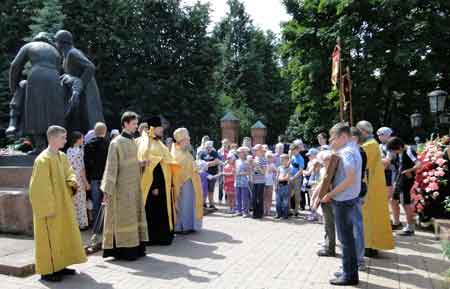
[[410, 113, 423, 129], [428, 89, 448, 132]]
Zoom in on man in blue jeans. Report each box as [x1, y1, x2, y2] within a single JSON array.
[[84, 122, 109, 222], [322, 123, 362, 286]]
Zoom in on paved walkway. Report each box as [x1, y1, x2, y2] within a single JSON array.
[[1, 207, 449, 289]]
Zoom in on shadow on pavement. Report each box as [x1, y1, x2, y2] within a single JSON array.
[[184, 229, 242, 245], [112, 256, 220, 283], [150, 238, 226, 260], [38, 272, 114, 289]]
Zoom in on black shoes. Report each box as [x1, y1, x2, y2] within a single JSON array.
[[317, 249, 336, 257], [391, 222, 404, 230], [209, 205, 218, 211], [57, 268, 77, 275], [330, 277, 359, 286], [41, 268, 78, 282], [397, 229, 415, 236], [41, 273, 62, 282], [365, 248, 378, 258]]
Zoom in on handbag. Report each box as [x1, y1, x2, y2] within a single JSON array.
[[89, 203, 105, 251]]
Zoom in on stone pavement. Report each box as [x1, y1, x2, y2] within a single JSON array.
[[0, 230, 101, 277], [0, 207, 449, 289]]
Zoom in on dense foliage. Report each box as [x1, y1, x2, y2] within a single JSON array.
[[0, 0, 291, 145], [281, 0, 450, 143]]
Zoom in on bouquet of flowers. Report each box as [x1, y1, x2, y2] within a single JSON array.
[[412, 136, 450, 222]]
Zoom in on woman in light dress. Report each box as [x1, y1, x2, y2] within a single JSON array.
[[67, 131, 90, 229]]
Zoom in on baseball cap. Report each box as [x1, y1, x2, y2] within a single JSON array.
[[377, 127, 393, 137]]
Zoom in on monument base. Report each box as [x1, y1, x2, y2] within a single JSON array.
[[0, 164, 34, 236], [0, 188, 33, 236]]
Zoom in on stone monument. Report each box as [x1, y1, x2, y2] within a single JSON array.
[[55, 30, 104, 133], [1, 30, 105, 236], [7, 32, 65, 154]]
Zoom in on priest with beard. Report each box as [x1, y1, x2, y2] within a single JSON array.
[[138, 116, 178, 245]]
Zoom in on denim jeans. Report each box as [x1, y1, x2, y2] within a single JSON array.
[[353, 198, 365, 266], [90, 180, 103, 222], [276, 184, 289, 218], [332, 198, 359, 281], [236, 186, 250, 214]]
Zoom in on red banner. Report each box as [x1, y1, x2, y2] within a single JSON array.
[[331, 45, 340, 88]]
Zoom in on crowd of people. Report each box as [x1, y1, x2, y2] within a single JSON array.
[[27, 111, 420, 286]]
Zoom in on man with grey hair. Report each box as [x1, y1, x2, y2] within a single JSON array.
[[356, 120, 374, 136]]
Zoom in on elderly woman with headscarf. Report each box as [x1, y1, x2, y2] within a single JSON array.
[[171, 128, 203, 234]]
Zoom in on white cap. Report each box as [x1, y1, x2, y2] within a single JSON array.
[[110, 129, 120, 137], [377, 127, 393, 137]]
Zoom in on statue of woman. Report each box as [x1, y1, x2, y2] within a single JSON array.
[[9, 32, 65, 153]]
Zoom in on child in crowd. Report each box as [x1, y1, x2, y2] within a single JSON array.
[[197, 160, 210, 208], [302, 148, 321, 220], [275, 154, 291, 219], [264, 151, 277, 216], [222, 154, 237, 213], [252, 144, 267, 218], [246, 154, 254, 208], [235, 147, 251, 217], [311, 150, 336, 257]]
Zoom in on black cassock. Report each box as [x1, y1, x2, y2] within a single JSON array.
[[145, 163, 174, 246]]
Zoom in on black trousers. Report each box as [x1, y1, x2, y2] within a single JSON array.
[[252, 183, 265, 218]]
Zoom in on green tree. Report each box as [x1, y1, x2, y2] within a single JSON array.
[[59, 0, 219, 143], [213, 0, 292, 142], [29, 0, 65, 38], [281, 0, 450, 143]]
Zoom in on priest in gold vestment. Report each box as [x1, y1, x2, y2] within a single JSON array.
[[29, 126, 86, 282], [357, 121, 395, 257], [171, 128, 203, 233], [138, 116, 177, 245], [101, 112, 148, 260]]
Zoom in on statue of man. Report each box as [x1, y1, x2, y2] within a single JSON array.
[[55, 30, 104, 133], [8, 32, 65, 154]]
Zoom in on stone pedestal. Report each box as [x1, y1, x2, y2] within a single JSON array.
[[0, 160, 34, 236], [221, 112, 240, 144], [0, 188, 33, 235], [251, 121, 267, 145]]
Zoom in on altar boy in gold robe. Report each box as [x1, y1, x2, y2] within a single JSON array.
[[138, 116, 178, 245], [29, 125, 87, 282]]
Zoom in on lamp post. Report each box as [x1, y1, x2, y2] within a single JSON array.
[[428, 89, 448, 133]]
